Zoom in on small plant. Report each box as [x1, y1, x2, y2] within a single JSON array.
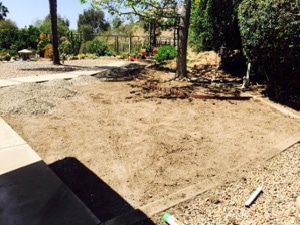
[[44, 44, 53, 59], [154, 45, 177, 63], [87, 39, 109, 57], [69, 55, 79, 60], [0, 52, 11, 61], [78, 54, 85, 60], [119, 52, 129, 59], [104, 50, 115, 57]]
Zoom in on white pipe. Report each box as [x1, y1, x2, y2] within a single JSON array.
[[163, 213, 184, 225], [245, 186, 263, 207]]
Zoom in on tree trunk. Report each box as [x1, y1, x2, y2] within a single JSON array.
[[49, 0, 60, 65], [176, 0, 192, 78]]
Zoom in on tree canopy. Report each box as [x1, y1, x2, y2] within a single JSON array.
[[78, 8, 109, 41], [190, 0, 244, 60], [81, 0, 180, 19], [0, 19, 18, 54], [0, 1, 9, 21], [38, 15, 70, 38]]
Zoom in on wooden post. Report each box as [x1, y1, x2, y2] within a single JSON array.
[[246, 62, 251, 87], [129, 34, 132, 54], [242, 62, 251, 88], [115, 35, 119, 54], [246, 62, 251, 82]]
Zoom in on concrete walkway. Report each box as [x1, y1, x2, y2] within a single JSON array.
[[0, 60, 132, 88]]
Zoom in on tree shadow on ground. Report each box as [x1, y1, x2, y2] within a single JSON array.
[[262, 86, 300, 111], [134, 65, 246, 99], [49, 157, 155, 225]]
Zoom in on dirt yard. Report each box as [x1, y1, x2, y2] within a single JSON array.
[[1, 54, 299, 223]]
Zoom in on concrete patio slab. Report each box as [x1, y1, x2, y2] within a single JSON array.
[[0, 117, 26, 149], [0, 144, 41, 175]]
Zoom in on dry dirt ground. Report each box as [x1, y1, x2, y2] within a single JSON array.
[[0, 53, 299, 223]]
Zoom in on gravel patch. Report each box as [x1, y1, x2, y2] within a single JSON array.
[[0, 81, 78, 116], [146, 143, 300, 225]]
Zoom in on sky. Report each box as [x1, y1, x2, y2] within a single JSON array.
[[1, 0, 96, 29]]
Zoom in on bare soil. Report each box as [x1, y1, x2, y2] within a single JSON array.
[[1, 53, 299, 223]]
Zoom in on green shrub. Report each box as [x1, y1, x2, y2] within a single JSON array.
[[154, 45, 177, 62], [238, 0, 300, 101], [119, 52, 129, 59], [190, 0, 243, 52], [87, 39, 109, 56], [0, 52, 11, 61], [79, 41, 92, 54]]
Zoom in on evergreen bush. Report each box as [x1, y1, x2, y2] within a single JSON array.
[[190, 0, 245, 74], [87, 39, 109, 56], [238, 0, 300, 101]]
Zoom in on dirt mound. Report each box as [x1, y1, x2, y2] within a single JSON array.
[[0, 79, 79, 116]]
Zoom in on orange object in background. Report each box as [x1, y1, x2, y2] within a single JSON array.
[[141, 49, 146, 56]]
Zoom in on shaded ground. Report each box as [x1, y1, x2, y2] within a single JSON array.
[[1, 53, 299, 223]]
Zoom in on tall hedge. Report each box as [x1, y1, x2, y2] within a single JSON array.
[[190, 0, 246, 73], [238, 0, 300, 101], [0, 19, 19, 55], [189, 0, 213, 52], [190, 0, 243, 51]]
